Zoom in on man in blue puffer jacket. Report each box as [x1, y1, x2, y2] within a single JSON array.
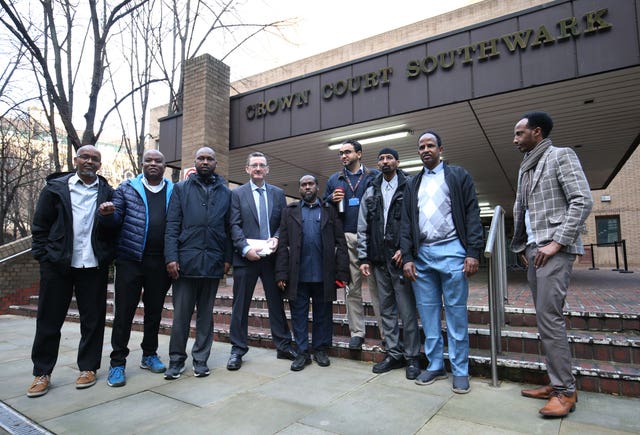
[[98, 149, 174, 387]]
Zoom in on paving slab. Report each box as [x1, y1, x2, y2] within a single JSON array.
[[1, 314, 639, 435]]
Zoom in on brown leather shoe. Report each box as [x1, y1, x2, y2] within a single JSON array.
[[76, 370, 97, 389], [539, 391, 577, 418], [521, 384, 553, 399], [27, 374, 50, 398]]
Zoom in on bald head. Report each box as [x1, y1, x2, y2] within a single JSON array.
[[74, 145, 102, 184]]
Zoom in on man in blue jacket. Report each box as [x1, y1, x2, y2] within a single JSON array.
[[400, 131, 483, 394], [98, 149, 174, 387], [163, 147, 232, 379], [28, 145, 115, 398]]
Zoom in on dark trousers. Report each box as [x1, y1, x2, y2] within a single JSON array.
[[31, 262, 109, 376], [288, 282, 332, 353], [373, 259, 421, 360], [110, 255, 171, 367], [230, 257, 292, 356], [169, 277, 219, 364]]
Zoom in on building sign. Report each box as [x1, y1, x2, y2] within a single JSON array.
[[230, 0, 638, 149], [243, 8, 611, 121]]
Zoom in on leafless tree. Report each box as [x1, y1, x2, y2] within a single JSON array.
[[0, 109, 51, 243], [152, 0, 292, 114], [0, 0, 150, 151]]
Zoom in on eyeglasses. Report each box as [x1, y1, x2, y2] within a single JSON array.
[[248, 163, 268, 169], [76, 154, 101, 163]]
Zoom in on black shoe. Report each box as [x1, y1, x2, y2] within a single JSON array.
[[226, 354, 242, 371], [290, 353, 312, 371], [193, 360, 210, 378], [348, 336, 364, 350], [372, 355, 405, 374], [415, 369, 448, 386], [164, 363, 185, 380], [276, 348, 298, 361], [405, 358, 421, 380], [313, 350, 330, 367]]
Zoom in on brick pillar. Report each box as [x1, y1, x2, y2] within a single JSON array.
[[181, 54, 230, 179]]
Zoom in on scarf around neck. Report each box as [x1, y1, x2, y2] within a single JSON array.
[[518, 138, 552, 207]]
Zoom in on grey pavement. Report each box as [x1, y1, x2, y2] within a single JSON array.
[[0, 314, 638, 435]]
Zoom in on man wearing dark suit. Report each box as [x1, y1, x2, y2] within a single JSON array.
[[227, 152, 295, 370]]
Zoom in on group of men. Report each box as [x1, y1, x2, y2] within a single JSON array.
[[26, 111, 592, 418]]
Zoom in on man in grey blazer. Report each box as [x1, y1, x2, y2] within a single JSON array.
[[511, 111, 593, 418], [227, 152, 295, 370]]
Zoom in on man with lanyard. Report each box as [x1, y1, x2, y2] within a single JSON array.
[[324, 139, 381, 350]]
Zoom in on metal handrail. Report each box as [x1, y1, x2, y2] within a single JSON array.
[[483, 205, 507, 388], [0, 248, 32, 265]]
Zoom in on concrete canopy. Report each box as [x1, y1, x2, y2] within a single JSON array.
[[227, 0, 640, 217]]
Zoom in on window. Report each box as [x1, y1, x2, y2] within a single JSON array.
[[595, 216, 620, 245]]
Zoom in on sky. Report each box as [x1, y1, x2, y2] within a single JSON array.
[[223, 0, 479, 80]]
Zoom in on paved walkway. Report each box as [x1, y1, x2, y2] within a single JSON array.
[[1, 315, 638, 435]]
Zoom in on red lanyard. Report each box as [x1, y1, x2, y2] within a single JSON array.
[[344, 168, 364, 194]]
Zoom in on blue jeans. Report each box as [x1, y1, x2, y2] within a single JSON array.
[[412, 238, 469, 376]]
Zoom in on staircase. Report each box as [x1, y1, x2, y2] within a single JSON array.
[[9, 271, 640, 397]]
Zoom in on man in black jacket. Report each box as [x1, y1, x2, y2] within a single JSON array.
[[276, 175, 350, 371], [164, 147, 232, 379], [400, 131, 483, 394], [357, 148, 421, 380], [28, 145, 115, 398]]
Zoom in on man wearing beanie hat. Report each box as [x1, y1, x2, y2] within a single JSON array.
[[357, 147, 421, 379]]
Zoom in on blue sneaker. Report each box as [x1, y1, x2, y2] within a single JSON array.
[[107, 366, 126, 387], [140, 355, 166, 373]]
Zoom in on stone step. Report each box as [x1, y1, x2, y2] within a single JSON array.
[[41, 289, 638, 334], [465, 349, 640, 397], [468, 305, 640, 333]]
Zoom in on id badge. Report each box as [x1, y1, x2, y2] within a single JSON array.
[[348, 197, 360, 207]]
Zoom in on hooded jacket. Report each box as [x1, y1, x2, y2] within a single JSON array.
[[31, 171, 115, 267]]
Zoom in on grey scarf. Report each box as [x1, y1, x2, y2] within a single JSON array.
[[517, 138, 552, 207]]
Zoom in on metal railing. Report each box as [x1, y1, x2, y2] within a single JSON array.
[[0, 247, 32, 265], [588, 240, 633, 273], [483, 205, 508, 387]]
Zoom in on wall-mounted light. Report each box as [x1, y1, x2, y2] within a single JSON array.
[[601, 195, 611, 202]]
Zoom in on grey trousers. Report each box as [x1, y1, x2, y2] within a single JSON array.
[[345, 232, 382, 338], [525, 245, 576, 393], [373, 258, 421, 359], [169, 277, 219, 365]]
